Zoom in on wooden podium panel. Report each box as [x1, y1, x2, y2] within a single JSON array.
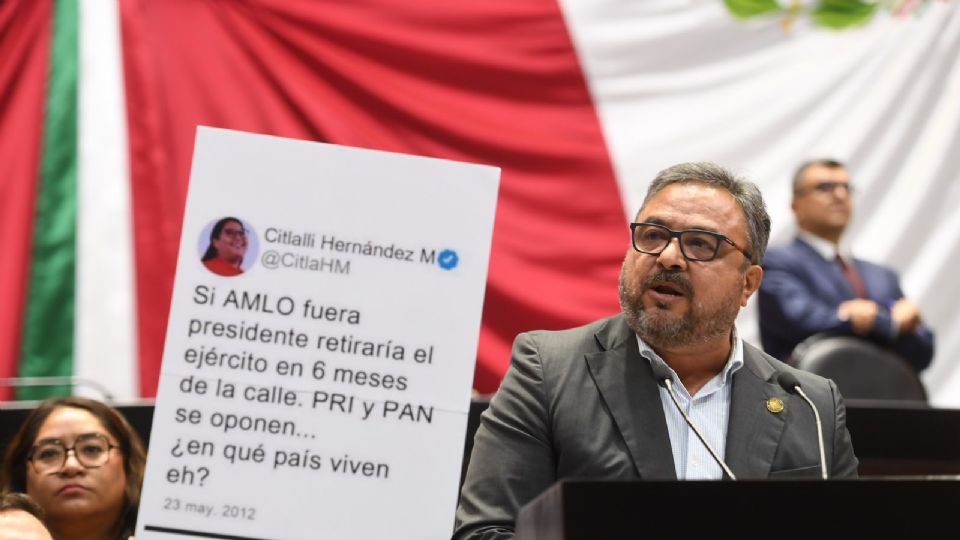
[[846, 400, 960, 475], [516, 479, 960, 539]]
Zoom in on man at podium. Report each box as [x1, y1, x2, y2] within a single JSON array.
[[454, 163, 858, 539]]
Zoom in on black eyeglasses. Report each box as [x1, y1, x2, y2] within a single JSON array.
[[797, 181, 854, 195], [28, 433, 119, 474], [630, 222, 752, 262], [220, 227, 247, 239]]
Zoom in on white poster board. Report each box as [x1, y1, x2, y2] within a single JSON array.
[[136, 127, 500, 539]]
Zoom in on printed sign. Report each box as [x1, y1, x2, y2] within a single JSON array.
[[136, 127, 500, 539]]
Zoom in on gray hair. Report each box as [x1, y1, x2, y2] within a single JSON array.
[[792, 158, 845, 193], [639, 162, 771, 264]]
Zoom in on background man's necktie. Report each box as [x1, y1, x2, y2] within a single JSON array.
[[836, 255, 867, 298]]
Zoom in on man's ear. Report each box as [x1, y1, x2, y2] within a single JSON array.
[[741, 265, 763, 307]]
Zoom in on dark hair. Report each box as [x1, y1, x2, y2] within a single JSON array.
[[201, 217, 244, 262], [0, 398, 146, 540], [792, 158, 845, 193], [0, 491, 46, 521], [639, 162, 771, 264]]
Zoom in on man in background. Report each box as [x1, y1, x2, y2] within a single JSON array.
[[758, 159, 934, 372]]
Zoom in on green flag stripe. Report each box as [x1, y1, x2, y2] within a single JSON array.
[[19, 0, 79, 400]]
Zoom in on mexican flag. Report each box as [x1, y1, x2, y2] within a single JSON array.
[[3, 0, 958, 404]]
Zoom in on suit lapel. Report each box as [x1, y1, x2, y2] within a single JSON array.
[[584, 317, 676, 480], [725, 344, 790, 478]]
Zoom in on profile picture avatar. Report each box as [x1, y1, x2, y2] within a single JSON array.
[[199, 217, 258, 276]]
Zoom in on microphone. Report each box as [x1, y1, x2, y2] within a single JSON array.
[[650, 362, 737, 480], [777, 371, 828, 479]]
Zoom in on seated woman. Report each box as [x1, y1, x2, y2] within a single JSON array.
[[0, 397, 146, 540]]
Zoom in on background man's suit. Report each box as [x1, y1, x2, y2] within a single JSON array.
[[453, 315, 859, 540], [758, 238, 934, 372]]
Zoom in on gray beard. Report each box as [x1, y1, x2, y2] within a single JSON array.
[[619, 265, 740, 350]]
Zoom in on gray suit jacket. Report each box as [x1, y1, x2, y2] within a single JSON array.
[[453, 315, 859, 540]]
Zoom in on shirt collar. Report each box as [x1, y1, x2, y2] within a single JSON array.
[[634, 327, 744, 386], [797, 229, 853, 261]]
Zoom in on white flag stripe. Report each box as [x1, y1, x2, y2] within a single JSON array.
[[76, 0, 137, 400]]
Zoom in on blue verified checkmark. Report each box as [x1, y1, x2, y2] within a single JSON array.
[[438, 249, 459, 270]]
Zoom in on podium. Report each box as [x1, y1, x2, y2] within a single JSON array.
[[515, 479, 960, 539]]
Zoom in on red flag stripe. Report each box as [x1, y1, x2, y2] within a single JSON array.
[[0, 0, 53, 400]]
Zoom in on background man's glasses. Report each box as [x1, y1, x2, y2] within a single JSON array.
[[630, 222, 752, 262], [798, 181, 854, 195], [28, 433, 119, 474]]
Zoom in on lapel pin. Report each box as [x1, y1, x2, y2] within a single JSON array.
[[766, 397, 784, 414]]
